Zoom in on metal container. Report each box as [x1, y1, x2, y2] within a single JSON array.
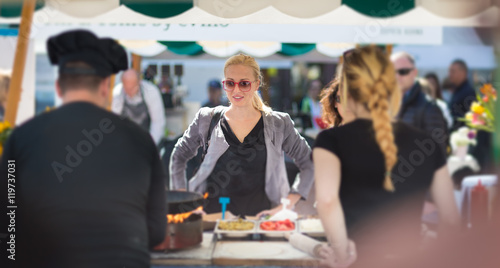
[[166, 213, 203, 250], [154, 213, 203, 251]]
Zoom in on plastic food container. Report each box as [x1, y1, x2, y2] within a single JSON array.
[[214, 219, 257, 238]]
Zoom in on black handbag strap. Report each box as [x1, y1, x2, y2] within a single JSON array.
[[201, 109, 223, 162]]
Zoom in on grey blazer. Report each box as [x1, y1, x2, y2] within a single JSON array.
[[169, 106, 314, 207]]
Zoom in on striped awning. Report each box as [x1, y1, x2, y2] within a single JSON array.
[[0, 0, 497, 26]]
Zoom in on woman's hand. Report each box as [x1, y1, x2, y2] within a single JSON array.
[[318, 240, 357, 268], [256, 193, 302, 218], [256, 205, 283, 219]]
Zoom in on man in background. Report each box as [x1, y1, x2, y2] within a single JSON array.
[[447, 59, 476, 130], [112, 69, 166, 145], [0, 30, 166, 267], [202, 79, 228, 108], [391, 51, 449, 156], [448, 59, 492, 170]]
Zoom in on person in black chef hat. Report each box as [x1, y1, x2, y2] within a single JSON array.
[[0, 30, 167, 268]]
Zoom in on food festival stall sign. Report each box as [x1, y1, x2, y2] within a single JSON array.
[[30, 23, 443, 45]]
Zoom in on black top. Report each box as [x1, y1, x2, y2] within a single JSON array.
[[398, 82, 448, 156], [0, 102, 166, 268], [314, 119, 446, 237], [448, 79, 476, 130], [205, 115, 270, 216]]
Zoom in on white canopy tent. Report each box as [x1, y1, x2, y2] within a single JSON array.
[[1, 0, 498, 26], [1, 0, 498, 124]]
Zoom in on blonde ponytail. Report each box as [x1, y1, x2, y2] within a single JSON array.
[[252, 90, 272, 114], [342, 46, 400, 192]]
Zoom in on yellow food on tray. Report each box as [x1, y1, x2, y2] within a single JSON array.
[[218, 218, 254, 231]]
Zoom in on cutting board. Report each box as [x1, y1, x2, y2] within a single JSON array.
[[150, 233, 215, 266], [212, 241, 319, 266]]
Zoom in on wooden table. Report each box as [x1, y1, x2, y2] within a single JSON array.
[[150, 232, 319, 266]]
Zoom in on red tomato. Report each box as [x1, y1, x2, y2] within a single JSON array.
[[276, 224, 289, 231], [260, 221, 276, 230], [261, 220, 295, 231]]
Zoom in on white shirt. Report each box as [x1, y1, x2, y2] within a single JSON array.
[[112, 80, 166, 145]]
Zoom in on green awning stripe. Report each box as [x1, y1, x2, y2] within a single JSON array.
[[121, 1, 193, 19], [158, 41, 204, 55], [0, 0, 45, 18], [280, 43, 316, 56], [342, 0, 414, 18]]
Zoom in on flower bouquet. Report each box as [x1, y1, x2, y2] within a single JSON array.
[[450, 127, 477, 159], [461, 83, 496, 132], [0, 121, 13, 155]]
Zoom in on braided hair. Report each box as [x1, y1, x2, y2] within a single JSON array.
[[341, 46, 401, 192]]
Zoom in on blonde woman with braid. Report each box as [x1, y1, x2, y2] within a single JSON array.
[[313, 46, 459, 267], [171, 53, 314, 217]]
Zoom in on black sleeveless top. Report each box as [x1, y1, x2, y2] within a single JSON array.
[[205, 115, 270, 216], [314, 119, 446, 236]]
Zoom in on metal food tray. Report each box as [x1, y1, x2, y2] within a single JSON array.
[[256, 220, 298, 238], [297, 218, 326, 237], [214, 219, 257, 238]]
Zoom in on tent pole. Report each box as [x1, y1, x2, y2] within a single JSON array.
[[4, 0, 36, 125], [107, 74, 116, 110], [132, 53, 142, 73], [386, 44, 393, 55]]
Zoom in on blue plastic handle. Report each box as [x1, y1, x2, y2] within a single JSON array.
[[219, 197, 230, 220]]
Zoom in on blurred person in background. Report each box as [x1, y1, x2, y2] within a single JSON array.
[[447, 59, 476, 130], [420, 77, 453, 129], [440, 76, 454, 103], [301, 79, 324, 129], [448, 59, 492, 171], [391, 51, 449, 156], [0, 30, 166, 268], [424, 73, 443, 100], [202, 79, 228, 108], [170, 53, 314, 217], [112, 69, 166, 145], [158, 74, 174, 108], [0, 69, 11, 121], [314, 46, 459, 268]]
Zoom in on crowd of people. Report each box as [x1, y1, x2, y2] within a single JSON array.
[[0, 29, 495, 268]]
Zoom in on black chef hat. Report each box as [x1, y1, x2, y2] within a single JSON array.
[[47, 30, 128, 77]]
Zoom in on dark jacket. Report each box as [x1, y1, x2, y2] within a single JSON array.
[[0, 102, 167, 268], [448, 79, 476, 131], [398, 82, 449, 156]]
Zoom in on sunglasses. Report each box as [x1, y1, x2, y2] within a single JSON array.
[[396, 68, 414, 76], [222, 80, 254, 92]]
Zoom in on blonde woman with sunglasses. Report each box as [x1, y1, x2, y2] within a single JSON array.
[[170, 53, 314, 217]]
